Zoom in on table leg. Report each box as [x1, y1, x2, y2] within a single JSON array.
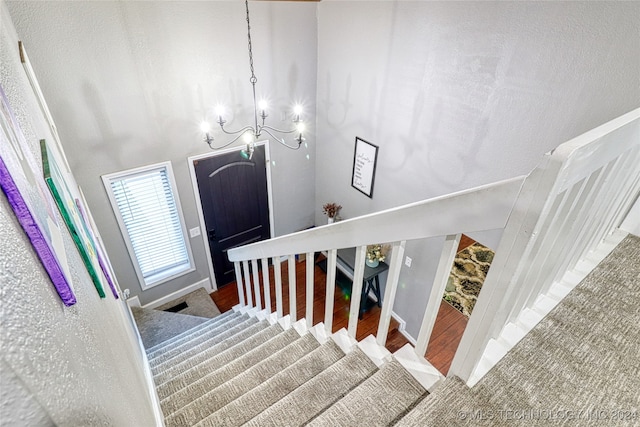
[[373, 276, 382, 307]]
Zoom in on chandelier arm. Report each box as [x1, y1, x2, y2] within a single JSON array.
[[219, 123, 255, 136], [207, 131, 250, 150], [262, 128, 302, 150], [260, 124, 299, 134]]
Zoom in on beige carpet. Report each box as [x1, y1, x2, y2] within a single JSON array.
[[132, 287, 222, 349], [155, 287, 221, 318]]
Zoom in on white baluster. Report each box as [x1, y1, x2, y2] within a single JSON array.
[[251, 259, 262, 311], [242, 260, 253, 308], [306, 252, 314, 329], [347, 245, 367, 339], [376, 241, 405, 347], [273, 256, 283, 318], [234, 261, 245, 306], [415, 234, 461, 356], [324, 249, 337, 334], [288, 255, 297, 322], [261, 258, 272, 313]]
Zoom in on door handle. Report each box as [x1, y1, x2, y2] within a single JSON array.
[[208, 229, 217, 239]]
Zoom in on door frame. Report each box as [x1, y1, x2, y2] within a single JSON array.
[[187, 140, 275, 291]]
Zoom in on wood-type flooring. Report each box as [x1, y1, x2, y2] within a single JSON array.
[[211, 235, 476, 375]]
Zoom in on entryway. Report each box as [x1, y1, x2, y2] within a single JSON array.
[[189, 143, 273, 289]]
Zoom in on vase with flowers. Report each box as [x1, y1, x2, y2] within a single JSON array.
[[366, 244, 389, 268], [322, 202, 342, 224]]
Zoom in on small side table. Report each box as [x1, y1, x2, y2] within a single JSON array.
[[336, 248, 389, 318]]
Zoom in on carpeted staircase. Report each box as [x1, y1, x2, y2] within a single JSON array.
[[143, 234, 640, 426]]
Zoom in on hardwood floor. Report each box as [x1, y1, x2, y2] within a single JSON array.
[[210, 234, 476, 375]]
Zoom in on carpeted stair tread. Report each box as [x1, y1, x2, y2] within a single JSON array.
[[164, 333, 320, 427], [154, 287, 221, 318], [145, 309, 238, 355], [244, 346, 378, 427], [306, 358, 427, 427], [197, 340, 346, 427], [146, 310, 242, 357], [153, 319, 269, 382], [392, 377, 469, 427], [132, 306, 211, 349], [151, 315, 256, 370], [395, 234, 640, 426], [157, 324, 293, 405]]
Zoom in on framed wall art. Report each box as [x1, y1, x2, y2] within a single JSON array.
[[351, 137, 379, 198], [0, 84, 76, 306], [41, 139, 106, 298], [76, 188, 120, 299]]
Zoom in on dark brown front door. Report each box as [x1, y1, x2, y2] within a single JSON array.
[[193, 145, 270, 287]]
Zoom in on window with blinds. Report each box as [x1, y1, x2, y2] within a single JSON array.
[[102, 162, 194, 289]]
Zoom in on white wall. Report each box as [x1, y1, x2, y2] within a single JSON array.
[[315, 1, 640, 338], [0, 1, 158, 423], [6, 0, 318, 304]]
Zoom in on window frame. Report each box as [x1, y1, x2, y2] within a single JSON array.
[[102, 161, 195, 290]]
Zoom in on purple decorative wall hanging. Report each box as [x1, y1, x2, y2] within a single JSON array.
[[0, 156, 76, 306], [1, 83, 76, 306]]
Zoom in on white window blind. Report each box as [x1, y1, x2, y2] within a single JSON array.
[[103, 163, 193, 289]]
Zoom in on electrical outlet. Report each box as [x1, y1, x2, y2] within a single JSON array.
[[405, 256, 412, 268], [189, 227, 201, 238]]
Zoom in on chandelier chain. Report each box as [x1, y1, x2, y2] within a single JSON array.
[[245, 0, 257, 85], [201, 0, 304, 153]]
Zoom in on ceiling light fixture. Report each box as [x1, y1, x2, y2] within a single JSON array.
[[200, 0, 305, 160]]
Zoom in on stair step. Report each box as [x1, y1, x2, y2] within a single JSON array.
[[306, 359, 427, 427], [196, 340, 346, 427], [499, 322, 527, 347], [146, 310, 240, 356], [164, 333, 320, 426], [357, 334, 392, 367], [157, 327, 299, 404], [515, 307, 544, 331], [148, 312, 246, 363], [244, 347, 377, 427], [532, 294, 560, 316], [153, 319, 268, 381], [393, 376, 470, 427], [393, 344, 444, 392], [151, 316, 257, 372]]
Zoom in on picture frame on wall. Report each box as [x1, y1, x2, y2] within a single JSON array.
[[0, 84, 76, 306], [41, 139, 106, 298], [351, 137, 379, 198]]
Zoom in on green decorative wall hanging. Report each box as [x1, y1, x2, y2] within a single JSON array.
[[41, 139, 105, 298]]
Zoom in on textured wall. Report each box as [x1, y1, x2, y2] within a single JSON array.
[[1, 2, 159, 424], [6, 1, 318, 304], [315, 1, 640, 338]]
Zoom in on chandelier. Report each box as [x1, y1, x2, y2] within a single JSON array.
[[200, 0, 305, 160]]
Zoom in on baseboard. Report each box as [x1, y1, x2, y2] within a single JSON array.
[[390, 311, 417, 345], [127, 295, 141, 308], [141, 278, 212, 309], [391, 310, 406, 332]]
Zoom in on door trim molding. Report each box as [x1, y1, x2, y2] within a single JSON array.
[[187, 141, 275, 291]]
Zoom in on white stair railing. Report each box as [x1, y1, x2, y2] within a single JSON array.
[[227, 108, 639, 389], [228, 176, 523, 354], [449, 108, 640, 385]]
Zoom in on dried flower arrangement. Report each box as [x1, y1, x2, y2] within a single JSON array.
[[322, 202, 342, 219], [366, 244, 390, 262]]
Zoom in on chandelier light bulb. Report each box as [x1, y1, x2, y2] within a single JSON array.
[[215, 105, 225, 119], [293, 104, 303, 116], [296, 122, 306, 133], [200, 121, 211, 133], [258, 100, 268, 112], [243, 131, 255, 144]]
